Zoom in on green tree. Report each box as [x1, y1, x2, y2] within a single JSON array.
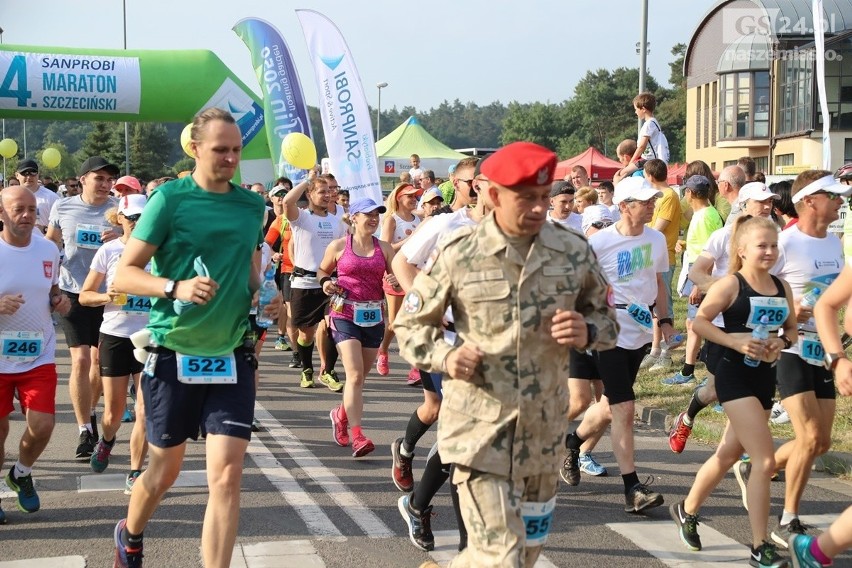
[[36, 142, 77, 180], [129, 123, 172, 181], [172, 157, 195, 175], [77, 122, 124, 168], [655, 43, 688, 163], [501, 101, 571, 152]]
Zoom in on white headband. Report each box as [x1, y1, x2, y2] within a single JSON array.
[[792, 174, 839, 204]]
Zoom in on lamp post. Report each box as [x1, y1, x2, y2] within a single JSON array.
[[637, 0, 649, 130], [376, 82, 388, 141], [123, 0, 130, 174]]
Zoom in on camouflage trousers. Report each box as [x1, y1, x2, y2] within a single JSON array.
[[447, 466, 560, 568]]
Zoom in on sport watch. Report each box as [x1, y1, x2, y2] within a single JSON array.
[[824, 352, 847, 371], [164, 279, 177, 300]]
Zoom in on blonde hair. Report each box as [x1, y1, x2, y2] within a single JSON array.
[[190, 107, 235, 143], [385, 183, 413, 216], [575, 186, 598, 205], [728, 215, 778, 273], [104, 207, 120, 226]]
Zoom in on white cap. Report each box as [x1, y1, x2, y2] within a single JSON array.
[[791, 174, 852, 204], [420, 187, 443, 204], [581, 204, 613, 234], [738, 182, 780, 205], [118, 194, 147, 216], [612, 177, 663, 205]]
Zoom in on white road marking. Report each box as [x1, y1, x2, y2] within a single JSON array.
[[77, 469, 207, 492], [0, 557, 85, 568], [253, 402, 394, 537]]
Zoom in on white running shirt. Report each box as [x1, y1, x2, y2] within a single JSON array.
[[290, 208, 347, 289], [90, 239, 152, 338]]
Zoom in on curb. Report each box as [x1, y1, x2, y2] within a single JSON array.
[[634, 402, 852, 476]]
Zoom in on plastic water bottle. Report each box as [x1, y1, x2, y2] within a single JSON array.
[[744, 315, 770, 368], [255, 267, 278, 328], [663, 333, 685, 350], [800, 287, 821, 308]]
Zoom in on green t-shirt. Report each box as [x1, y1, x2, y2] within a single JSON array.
[[685, 205, 723, 264], [439, 180, 455, 204], [133, 176, 265, 355]]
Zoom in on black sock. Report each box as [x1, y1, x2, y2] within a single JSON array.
[[322, 325, 338, 372], [297, 341, 314, 371], [686, 389, 708, 422], [402, 412, 432, 454], [449, 464, 467, 552], [682, 363, 695, 377], [622, 471, 640, 494], [565, 431, 585, 451], [104, 437, 116, 447], [412, 450, 450, 513], [121, 527, 144, 549]]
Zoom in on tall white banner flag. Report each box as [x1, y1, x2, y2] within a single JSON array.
[[813, 0, 831, 169], [296, 9, 382, 204]]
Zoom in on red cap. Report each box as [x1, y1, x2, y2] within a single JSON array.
[[480, 142, 557, 188], [114, 175, 142, 194]]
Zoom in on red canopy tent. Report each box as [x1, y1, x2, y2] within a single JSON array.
[[554, 147, 622, 183], [667, 163, 687, 185]]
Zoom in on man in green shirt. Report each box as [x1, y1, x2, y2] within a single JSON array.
[[111, 107, 280, 568]]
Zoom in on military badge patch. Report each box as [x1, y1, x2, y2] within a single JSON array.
[[403, 291, 423, 314]]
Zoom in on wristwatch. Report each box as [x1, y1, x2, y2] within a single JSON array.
[[824, 352, 848, 371], [164, 279, 177, 300], [582, 323, 598, 351]]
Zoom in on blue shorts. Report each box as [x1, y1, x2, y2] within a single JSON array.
[[142, 348, 256, 448], [329, 317, 384, 349]]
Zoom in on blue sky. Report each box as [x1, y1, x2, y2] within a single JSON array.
[[0, 0, 713, 111]]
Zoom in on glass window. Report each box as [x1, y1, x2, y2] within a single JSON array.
[[845, 138, 852, 162], [777, 58, 813, 135], [718, 71, 770, 139], [754, 156, 768, 173], [775, 153, 794, 167], [696, 85, 702, 149]]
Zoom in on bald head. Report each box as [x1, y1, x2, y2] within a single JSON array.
[[0, 186, 38, 244], [719, 165, 746, 191], [0, 185, 37, 208]]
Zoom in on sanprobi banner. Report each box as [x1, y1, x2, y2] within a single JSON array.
[[296, 9, 382, 204], [233, 18, 313, 183]]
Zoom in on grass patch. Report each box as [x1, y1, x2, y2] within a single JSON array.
[[635, 261, 852, 456]]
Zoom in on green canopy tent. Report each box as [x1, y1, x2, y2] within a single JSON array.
[[376, 116, 467, 179]]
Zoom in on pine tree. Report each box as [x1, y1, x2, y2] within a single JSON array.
[[77, 122, 124, 168], [130, 123, 171, 181]]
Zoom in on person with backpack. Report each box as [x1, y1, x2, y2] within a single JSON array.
[[616, 92, 669, 180]]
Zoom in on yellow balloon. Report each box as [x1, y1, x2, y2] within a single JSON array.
[[180, 123, 193, 158], [281, 133, 317, 170], [0, 138, 18, 159], [42, 148, 61, 169]]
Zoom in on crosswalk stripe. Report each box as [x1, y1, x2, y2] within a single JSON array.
[[230, 540, 326, 568], [428, 530, 558, 567], [0, 557, 85, 568], [253, 402, 394, 538], [77, 469, 207, 492]]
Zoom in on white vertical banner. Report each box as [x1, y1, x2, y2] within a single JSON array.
[[296, 9, 382, 204], [813, 0, 831, 170]]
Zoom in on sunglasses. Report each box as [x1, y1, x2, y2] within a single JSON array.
[[812, 191, 840, 200], [123, 213, 141, 222], [19, 170, 38, 177]]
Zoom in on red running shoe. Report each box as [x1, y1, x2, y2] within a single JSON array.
[[330, 405, 349, 447], [352, 434, 375, 458], [391, 437, 414, 491], [377, 352, 390, 376], [407, 368, 422, 386], [669, 411, 693, 454]]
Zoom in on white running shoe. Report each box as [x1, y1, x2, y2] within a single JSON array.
[[769, 401, 790, 424]]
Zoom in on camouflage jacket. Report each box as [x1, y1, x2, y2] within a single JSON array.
[[394, 212, 618, 480]]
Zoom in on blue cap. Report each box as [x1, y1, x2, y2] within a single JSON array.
[[349, 198, 387, 216]]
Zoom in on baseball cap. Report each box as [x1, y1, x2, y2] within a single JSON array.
[[683, 175, 711, 196], [349, 198, 387, 215], [16, 159, 39, 174], [792, 174, 852, 204], [550, 181, 574, 198], [581, 204, 613, 234], [398, 184, 424, 198], [118, 194, 147, 216], [738, 182, 780, 205], [114, 175, 142, 194], [269, 185, 289, 198], [79, 156, 120, 178], [420, 187, 443, 203], [448, 164, 457, 175], [481, 142, 557, 188], [612, 177, 663, 205]]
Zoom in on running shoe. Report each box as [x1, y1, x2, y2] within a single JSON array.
[[75, 430, 95, 460], [391, 437, 414, 492], [788, 534, 822, 568], [670, 501, 702, 551], [625, 477, 664, 513], [377, 351, 390, 376], [274, 336, 292, 351], [649, 355, 674, 372], [125, 471, 141, 495], [661, 372, 695, 386], [712, 403, 724, 413], [352, 434, 375, 458], [559, 448, 581, 486], [121, 408, 134, 423], [669, 411, 693, 454], [114, 518, 144, 568], [406, 368, 422, 386], [734, 460, 751, 511], [578, 452, 607, 476], [288, 352, 302, 368], [299, 368, 314, 388], [639, 353, 660, 370], [398, 493, 435, 551], [5, 467, 39, 513], [318, 369, 344, 392], [330, 405, 349, 447], [770, 401, 791, 424], [90, 437, 113, 473], [251, 417, 261, 432], [750, 540, 789, 567], [772, 518, 810, 549]]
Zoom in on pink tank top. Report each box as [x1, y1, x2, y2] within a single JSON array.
[[332, 235, 386, 321]]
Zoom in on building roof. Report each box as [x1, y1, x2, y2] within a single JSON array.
[[717, 33, 771, 73]]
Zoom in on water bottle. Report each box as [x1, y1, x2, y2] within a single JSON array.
[[744, 315, 770, 368], [800, 287, 821, 308], [255, 267, 278, 328], [663, 333, 685, 350]]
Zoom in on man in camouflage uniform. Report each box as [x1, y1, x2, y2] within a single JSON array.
[[395, 142, 618, 568]]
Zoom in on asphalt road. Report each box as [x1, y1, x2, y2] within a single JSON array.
[[1, 338, 851, 567]]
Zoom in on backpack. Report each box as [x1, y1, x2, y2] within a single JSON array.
[[647, 118, 670, 164]]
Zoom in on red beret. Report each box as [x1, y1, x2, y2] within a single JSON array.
[[480, 142, 557, 188]]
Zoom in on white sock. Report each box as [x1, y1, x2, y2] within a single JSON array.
[[13, 461, 32, 478], [649, 348, 661, 358], [80, 424, 93, 434], [780, 510, 798, 525]]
